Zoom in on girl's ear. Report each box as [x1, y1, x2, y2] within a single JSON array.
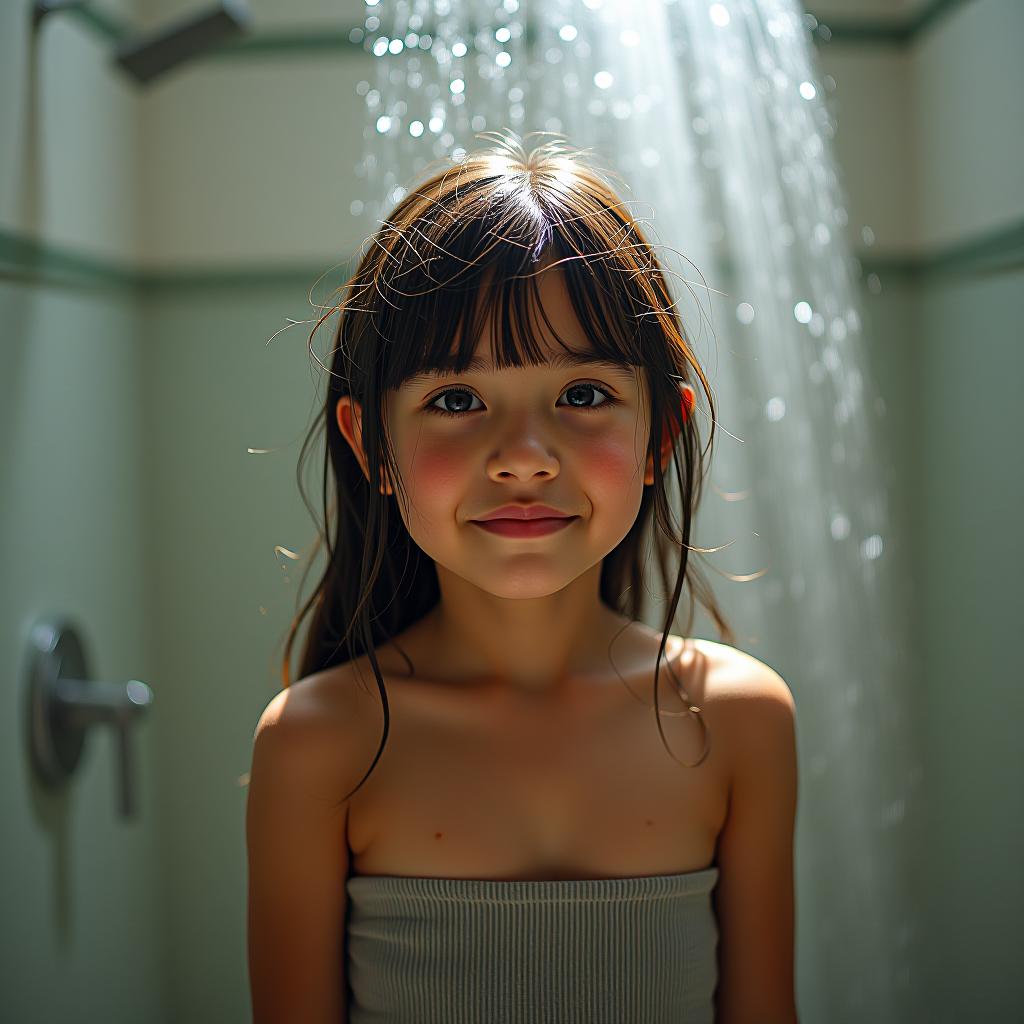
[[643, 383, 694, 486], [335, 396, 393, 495]]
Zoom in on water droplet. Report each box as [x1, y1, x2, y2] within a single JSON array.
[[736, 302, 754, 324], [830, 514, 850, 540], [709, 4, 730, 28], [799, 81, 816, 100], [861, 534, 883, 560], [794, 301, 812, 324]]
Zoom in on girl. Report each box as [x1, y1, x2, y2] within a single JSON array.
[[247, 132, 798, 1024]]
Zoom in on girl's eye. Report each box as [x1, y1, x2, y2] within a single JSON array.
[[424, 382, 619, 419]]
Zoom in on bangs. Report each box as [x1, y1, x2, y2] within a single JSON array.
[[371, 211, 652, 395]]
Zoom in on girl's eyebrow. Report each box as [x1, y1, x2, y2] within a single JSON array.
[[404, 353, 636, 386]]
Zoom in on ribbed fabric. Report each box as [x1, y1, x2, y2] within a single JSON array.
[[344, 866, 720, 1023]]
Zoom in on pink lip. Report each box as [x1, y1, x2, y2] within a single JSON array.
[[472, 517, 579, 538], [474, 504, 574, 521]]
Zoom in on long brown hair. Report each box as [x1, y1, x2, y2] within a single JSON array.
[[282, 131, 734, 800]]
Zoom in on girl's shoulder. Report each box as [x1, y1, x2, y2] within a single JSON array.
[[689, 637, 793, 702], [676, 638, 796, 769], [257, 665, 385, 766]]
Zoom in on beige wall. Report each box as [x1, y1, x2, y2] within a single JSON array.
[[0, 1, 167, 1021], [826, 3, 1024, 1018]]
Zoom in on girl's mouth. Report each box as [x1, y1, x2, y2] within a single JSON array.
[[471, 517, 579, 538]]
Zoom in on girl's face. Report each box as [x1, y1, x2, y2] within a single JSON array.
[[337, 268, 670, 600]]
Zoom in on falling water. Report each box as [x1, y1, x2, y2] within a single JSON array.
[[344, 1, 924, 1019]]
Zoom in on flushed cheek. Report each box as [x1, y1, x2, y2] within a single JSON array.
[[579, 436, 642, 496], [402, 440, 470, 512]]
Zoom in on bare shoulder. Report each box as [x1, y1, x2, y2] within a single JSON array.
[[691, 638, 795, 708], [688, 639, 797, 779], [253, 663, 384, 795], [697, 642, 799, 1021], [248, 668, 374, 1022]]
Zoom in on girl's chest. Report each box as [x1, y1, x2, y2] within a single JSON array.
[[345, 665, 730, 882]]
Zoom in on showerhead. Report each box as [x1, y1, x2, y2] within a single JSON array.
[[114, 0, 252, 85], [32, 0, 253, 86]]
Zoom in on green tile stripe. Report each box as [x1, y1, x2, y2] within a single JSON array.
[[858, 220, 1024, 280], [47, 0, 973, 59], [807, 0, 977, 46], [1, 219, 1020, 295]]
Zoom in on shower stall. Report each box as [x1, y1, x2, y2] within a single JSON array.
[[2, 0, 1021, 1020]]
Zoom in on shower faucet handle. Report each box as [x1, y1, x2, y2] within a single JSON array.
[[26, 616, 155, 820], [52, 676, 153, 817]]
